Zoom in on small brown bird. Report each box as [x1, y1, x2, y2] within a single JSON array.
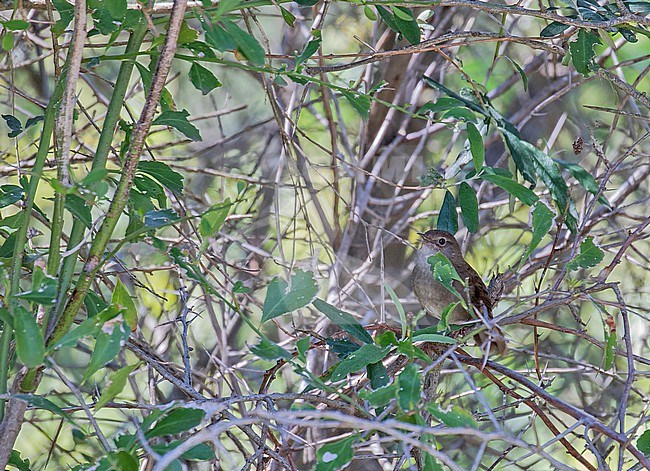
[[412, 229, 506, 354]]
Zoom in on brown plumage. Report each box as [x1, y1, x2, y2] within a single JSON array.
[[412, 229, 507, 354]]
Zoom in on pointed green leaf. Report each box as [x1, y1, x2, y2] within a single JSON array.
[[13, 306, 45, 367], [426, 403, 478, 428], [152, 109, 202, 141], [137, 161, 184, 195], [391, 6, 420, 44], [111, 280, 137, 330], [482, 170, 538, 206], [341, 90, 370, 120], [147, 408, 206, 438], [437, 190, 458, 234], [261, 270, 318, 323], [189, 62, 222, 95], [316, 435, 357, 471], [397, 363, 421, 411], [95, 363, 139, 410], [144, 208, 180, 228], [83, 322, 130, 382], [296, 37, 322, 66], [540, 21, 571, 37], [466, 122, 484, 170], [458, 182, 479, 233], [521, 201, 555, 264], [0, 184, 23, 208], [604, 329, 616, 370], [250, 337, 292, 360], [222, 19, 266, 65], [570, 29, 601, 76], [312, 299, 374, 344], [637, 430, 650, 455], [65, 194, 92, 229], [567, 236, 604, 271], [330, 344, 389, 381]]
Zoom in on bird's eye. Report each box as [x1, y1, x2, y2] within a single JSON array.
[[437, 238, 446, 246]]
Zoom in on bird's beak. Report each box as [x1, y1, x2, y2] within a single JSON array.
[[417, 232, 425, 237]]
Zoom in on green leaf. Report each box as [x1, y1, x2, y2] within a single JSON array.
[[637, 430, 650, 455], [147, 408, 205, 438], [177, 20, 199, 45], [331, 344, 389, 381], [567, 236, 604, 271], [0, 184, 23, 208], [443, 107, 477, 122], [557, 160, 610, 208], [327, 338, 360, 358], [199, 199, 231, 239], [222, 19, 266, 65], [297, 336, 310, 363], [65, 194, 92, 229], [423, 453, 444, 471], [466, 122, 484, 170], [481, 170, 538, 206], [94, 451, 139, 471], [95, 363, 138, 410], [367, 361, 389, 389], [51, 304, 122, 350], [359, 382, 398, 407], [279, 6, 296, 26], [341, 90, 370, 120], [8, 450, 31, 471], [397, 363, 421, 411], [2, 19, 30, 31], [520, 201, 555, 264], [411, 332, 457, 344], [144, 209, 180, 228], [83, 322, 130, 382], [570, 29, 601, 76], [458, 182, 479, 233], [152, 109, 202, 141], [188, 62, 222, 95], [385, 284, 406, 331], [84, 290, 108, 318], [201, 17, 235, 51], [426, 253, 466, 309], [376, 5, 399, 33], [250, 337, 292, 360], [295, 0, 319, 6], [15, 267, 57, 305], [499, 128, 537, 184], [111, 280, 137, 330], [51, 0, 74, 35], [2, 114, 22, 138], [261, 270, 318, 323], [137, 161, 184, 196], [417, 97, 464, 115], [13, 306, 45, 367], [134, 174, 166, 207], [426, 403, 478, 428], [25, 115, 44, 130], [604, 329, 616, 370], [391, 6, 420, 45], [422, 76, 486, 115], [13, 394, 75, 424], [312, 299, 374, 344], [437, 190, 458, 234], [150, 441, 215, 461], [1, 33, 14, 51], [540, 21, 571, 37], [316, 435, 356, 471], [296, 37, 322, 66], [499, 55, 529, 91]]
